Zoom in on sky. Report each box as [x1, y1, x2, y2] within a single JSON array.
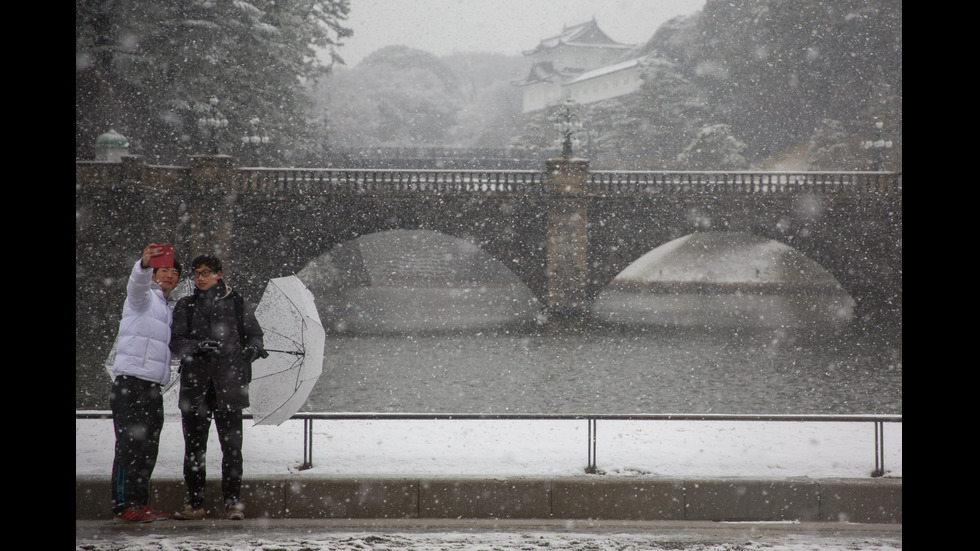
[[332, 0, 708, 67]]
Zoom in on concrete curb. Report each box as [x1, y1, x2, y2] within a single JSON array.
[[76, 476, 901, 524]]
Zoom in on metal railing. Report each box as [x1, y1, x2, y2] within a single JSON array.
[[586, 170, 902, 196], [229, 167, 901, 197], [236, 167, 547, 194], [76, 411, 900, 477], [77, 158, 902, 198]]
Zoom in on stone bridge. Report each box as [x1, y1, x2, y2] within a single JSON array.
[[76, 154, 901, 365]]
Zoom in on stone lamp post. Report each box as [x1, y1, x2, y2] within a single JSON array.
[[554, 99, 583, 159], [197, 96, 229, 155], [241, 117, 271, 166], [95, 129, 130, 162], [861, 120, 893, 171]]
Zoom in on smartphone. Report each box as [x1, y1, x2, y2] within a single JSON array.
[[149, 245, 175, 268]]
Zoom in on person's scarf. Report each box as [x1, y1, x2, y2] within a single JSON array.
[[193, 278, 227, 305]]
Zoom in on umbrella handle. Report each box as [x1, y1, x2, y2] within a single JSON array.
[[264, 349, 305, 356]]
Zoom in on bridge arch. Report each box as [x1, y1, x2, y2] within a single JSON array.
[[292, 229, 542, 334], [592, 231, 855, 329], [581, 184, 901, 327]]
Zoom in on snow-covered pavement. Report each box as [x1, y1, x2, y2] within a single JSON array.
[[77, 415, 901, 550], [75, 518, 902, 550], [76, 414, 902, 479]]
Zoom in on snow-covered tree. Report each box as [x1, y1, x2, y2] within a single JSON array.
[[676, 123, 748, 170], [76, 0, 352, 164], [644, 0, 901, 168], [600, 60, 707, 167], [317, 46, 465, 148], [807, 119, 856, 170]]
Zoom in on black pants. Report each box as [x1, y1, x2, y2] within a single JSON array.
[[180, 383, 244, 509], [109, 375, 164, 513]]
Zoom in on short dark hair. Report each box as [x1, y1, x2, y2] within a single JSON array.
[[153, 258, 182, 277], [191, 255, 222, 274]]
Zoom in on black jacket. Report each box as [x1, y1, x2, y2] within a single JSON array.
[[171, 280, 264, 412]]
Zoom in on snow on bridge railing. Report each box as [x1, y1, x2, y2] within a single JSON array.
[[77, 161, 901, 198], [234, 168, 901, 197], [75, 410, 901, 477], [236, 167, 547, 194], [586, 170, 902, 195]]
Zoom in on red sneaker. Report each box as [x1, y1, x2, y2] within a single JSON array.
[[114, 506, 155, 523], [142, 506, 172, 521]]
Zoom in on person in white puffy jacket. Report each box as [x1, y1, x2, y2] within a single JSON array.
[[108, 244, 182, 523]]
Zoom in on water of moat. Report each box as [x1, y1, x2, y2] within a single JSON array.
[[311, 321, 901, 415]]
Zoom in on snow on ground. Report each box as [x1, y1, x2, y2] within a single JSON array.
[[76, 414, 901, 478], [75, 415, 902, 479], [76, 415, 901, 550], [74, 526, 902, 551]]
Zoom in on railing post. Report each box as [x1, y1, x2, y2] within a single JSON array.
[[585, 417, 599, 474], [299, 417, 314, 470], [872, 420, 885, 477]]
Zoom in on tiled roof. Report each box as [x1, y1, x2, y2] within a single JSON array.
[[512, 61, 581, 86], [523, 18, 633, 56], [564, 56, 647, 85]]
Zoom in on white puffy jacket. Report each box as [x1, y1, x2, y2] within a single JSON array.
[[110, 259, 173, 385]]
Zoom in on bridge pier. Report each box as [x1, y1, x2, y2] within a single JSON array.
[[544, 157, 591, 319], [188, 154, 238, 277]]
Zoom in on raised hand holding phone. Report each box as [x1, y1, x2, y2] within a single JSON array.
[[148, 244, 175, 268], [141, 244, 174, 269]]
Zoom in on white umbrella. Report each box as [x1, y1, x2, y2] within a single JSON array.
[[248, 275, 326, 426]]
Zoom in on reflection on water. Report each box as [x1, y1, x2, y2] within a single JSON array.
[[332, 286, 539, 334], [593, 290, 854, 329], [594, 232, 855, 329], [307, 323, 901, 415], [298, 230, 540, 334]]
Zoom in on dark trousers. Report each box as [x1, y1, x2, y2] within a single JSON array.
[[180, 383, 244, 508], [109, 375, 164, 513]]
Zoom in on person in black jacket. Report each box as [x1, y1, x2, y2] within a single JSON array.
[[169, 255, 265, 521]]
